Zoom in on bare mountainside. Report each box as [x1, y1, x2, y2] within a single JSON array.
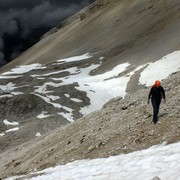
[[1, 0, 180, 72], [0, 70, 180, 179], [0, 0, 180, 178]]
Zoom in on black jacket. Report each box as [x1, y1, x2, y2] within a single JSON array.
[[148, 85, 165, 100]]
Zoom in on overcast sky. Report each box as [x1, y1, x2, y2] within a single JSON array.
[[0, 0, 94, 66]]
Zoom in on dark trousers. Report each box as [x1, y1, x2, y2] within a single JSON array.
[[151, 98, 161, 124]]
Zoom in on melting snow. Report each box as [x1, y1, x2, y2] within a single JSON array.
[[0, 75, 22, 79], [0, 53, 145, 120], [9, 141, 180, 180], [0, 133, 5, 137], [34, 82, 62, 94], [37, 111, 50, 119], [47, 95, 60, 101], [48, 62, 133, 115], [58, 112, 74, 123], [0, 51, 180, 121], [1, 51, 180, 179], [0, 83, 25, 96], [3, 119, 19, 126], [139, 51, 180, 86], [56, 53, 92, 64], [99, 57, 104, 60], [0, 94, 13, 98], [70, 98, 83, 103], [32, 67, 80, 78], [2, 63, 46, 75], [5, 127, 19, 133], [11, 92, 23, 95], [33, 93, 74, 121], [35, 132, 41, 137], [0, 82, 16, 92], [64, 93, 70, 98]]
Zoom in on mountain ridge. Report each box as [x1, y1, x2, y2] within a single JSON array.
[[1, 0, 180, 73]]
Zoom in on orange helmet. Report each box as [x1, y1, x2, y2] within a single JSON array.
[[155, 80, 161, 87]]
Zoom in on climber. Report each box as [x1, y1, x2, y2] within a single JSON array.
[[148, 80, 166, 124]]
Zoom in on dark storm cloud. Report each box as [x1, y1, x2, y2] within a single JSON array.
[[0, 0, 92, 10], [0, 0, 39, 11], [0, 0, 94, 66]]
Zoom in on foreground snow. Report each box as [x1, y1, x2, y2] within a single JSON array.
[[8, 141, 180, 180]]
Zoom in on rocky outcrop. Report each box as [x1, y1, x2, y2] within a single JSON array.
[[0, 94, 54, 120], [0, 94, 69, 153]]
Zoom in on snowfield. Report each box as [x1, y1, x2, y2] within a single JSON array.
[[0, 51, 180, 123], [7, 141, 180, 180], [139, 51, 180, 86]]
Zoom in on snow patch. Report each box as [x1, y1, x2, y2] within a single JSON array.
[[3, 119, 19, 126], [57, 106, 74, 122], [64, 93, 70, 98], [47, 95, 60, 101], [11, 141, 180, 180], [37, 111, 50, 119], [47, 62, 132, 115], [1, 51, 179, 122], [0, 82, 16, 92], [0, 133, 5, 137], [34, 82, 62, 94], [139, 51, 180, 86], [0, 75, 22, 79], [56, 53, 92, 63], [11, 91, 23, 95], [6, 127, 19, 133], [33, 93, 75, 121], [0, 83, 25, 95], [35, 132, 41, 137], [70, 98, 83, 103], [99, 57, 104, 60], [2, 63, 46, 75], [0, 94, 13, 98]]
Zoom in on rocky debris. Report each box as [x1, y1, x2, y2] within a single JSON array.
[[43, 0, 111, 37], [0, 93, 70, 153], [0, 94, 54, 120], [0, 70, 179, 179]]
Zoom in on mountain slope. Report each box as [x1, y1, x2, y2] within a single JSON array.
[[0, 0, 180, 178], [1, 0, 180, 72], [0, 70, 180, 178]]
